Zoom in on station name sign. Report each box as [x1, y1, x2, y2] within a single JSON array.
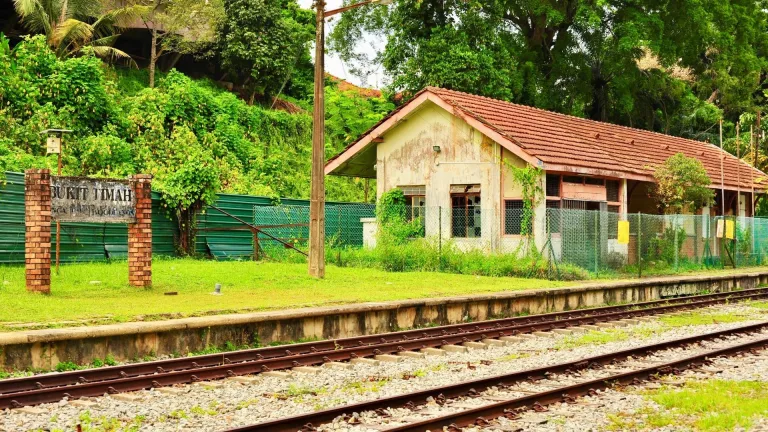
[[51, 177, 137, 223]]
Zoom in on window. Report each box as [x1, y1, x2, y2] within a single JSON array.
[[546, 200, 561, 234], [406, 195, 426, 234], [563, 175, 582, 184], [504, 200, 526, 235], [606, 180, 620, 202], [400, 185, 426, 234], [451, 185, 481, 238], [404, 195, 425, 219], [608, 205, 620, 239], [546, 174, 561, 197]]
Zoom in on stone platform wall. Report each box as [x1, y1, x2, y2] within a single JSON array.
[[1, 271, 767, 370]]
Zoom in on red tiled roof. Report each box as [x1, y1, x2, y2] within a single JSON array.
[[328, 87, 766, 190]]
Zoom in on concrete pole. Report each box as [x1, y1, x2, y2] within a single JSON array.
[[308, 0, 326, 278]]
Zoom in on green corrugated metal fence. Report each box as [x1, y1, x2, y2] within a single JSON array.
[[1, 171, 370, 263], [197, 194, 371, 260], [0, 171, 176, 264]]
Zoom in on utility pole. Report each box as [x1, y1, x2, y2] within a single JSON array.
[[308, 0, 327, 278], [308, 0, 391, 278]]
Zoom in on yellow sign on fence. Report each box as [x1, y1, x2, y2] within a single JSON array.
[[725, 220, 735, 240], [617, 220, 630, 244]]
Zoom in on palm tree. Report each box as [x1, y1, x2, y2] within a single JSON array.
[[13, 0, 142, 63]]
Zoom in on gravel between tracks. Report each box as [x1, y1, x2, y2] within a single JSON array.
[[2, 303, 767, 432]]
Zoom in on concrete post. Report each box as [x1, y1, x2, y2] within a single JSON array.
[[25, 169, 52, 293], [128, 174, 152, 287]]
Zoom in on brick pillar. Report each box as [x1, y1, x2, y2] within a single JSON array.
[[25, 169, 52, 294], [128, 174, 153, 287]]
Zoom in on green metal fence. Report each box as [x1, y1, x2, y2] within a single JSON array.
[[0, 171, 176, 264], [0, 171, 375, 263]]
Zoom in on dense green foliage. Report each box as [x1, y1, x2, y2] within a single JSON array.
[[330, 0, 768, 139], [652, 153, 715, 213], [376, 189, 424, 243], [0, 35, 391, 221], [216, 0, 315, 100]]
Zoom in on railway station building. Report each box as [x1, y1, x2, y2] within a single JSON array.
[[325, 87, 767, 261]]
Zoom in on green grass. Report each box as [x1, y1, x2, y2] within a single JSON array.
[[658, 311, 752, 328], [608, 380, 768, 431], [0, 258, 572, 328], [640, 380, 768, 431], [747, 300, 768, 310], [556, 328, 633, 350], [556, 308, 755, 350]]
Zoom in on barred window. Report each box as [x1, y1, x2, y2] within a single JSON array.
[[606, 180, 620, 202], [546, 200, 561, 234], [504, 200, 532, 235], [546, 174, 561, 197]]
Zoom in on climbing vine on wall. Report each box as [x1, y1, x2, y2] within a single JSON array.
[[509, 164, 543, 250]]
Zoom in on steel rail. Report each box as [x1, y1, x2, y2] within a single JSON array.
[[0, 287, 767, 405], [221, 320, 768, 432], [386, 335, 768, 431]]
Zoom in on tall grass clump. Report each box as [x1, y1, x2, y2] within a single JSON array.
[[329, 240, 587, 281]]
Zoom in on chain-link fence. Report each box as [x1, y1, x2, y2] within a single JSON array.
[[546, 209, 768, 277], [248, 203, 768, 277]]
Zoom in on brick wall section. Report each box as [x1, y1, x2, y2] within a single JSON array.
[[25, 169, 51, 293], [128, 174, 152, 287]]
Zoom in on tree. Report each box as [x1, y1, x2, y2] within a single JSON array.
[[134, 0, 224, 88], [652, 153, 715, 214], [329, 0, 768, 131], [216, 0, 314, 103], [13, 0, 139, 62]]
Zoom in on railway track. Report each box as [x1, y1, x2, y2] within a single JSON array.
[[1, 287, 768, 410], [224, 320, 768, 432]]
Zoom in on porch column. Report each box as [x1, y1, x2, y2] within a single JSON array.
[[621, 179, 628, 218]]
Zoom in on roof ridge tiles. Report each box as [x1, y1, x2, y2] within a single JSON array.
[[427, 86, 709, 145], [426, 87, 761, 180]]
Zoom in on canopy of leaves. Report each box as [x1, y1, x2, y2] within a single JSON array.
[[329, 0, 768, 135], [652, 153, 715, 213], [13, 0, 141, 63]]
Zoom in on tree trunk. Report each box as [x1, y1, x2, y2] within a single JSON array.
[[176, 206, 199, 256], [149, 28, 158, 88]]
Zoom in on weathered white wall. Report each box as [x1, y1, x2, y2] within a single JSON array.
[[376, 101, 523, 252]]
